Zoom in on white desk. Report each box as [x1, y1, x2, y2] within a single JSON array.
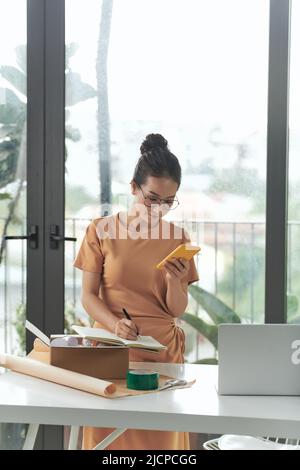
[[0, 362, 300, 449]]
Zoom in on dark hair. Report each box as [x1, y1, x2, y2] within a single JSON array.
[[132, 133, 181, 188]]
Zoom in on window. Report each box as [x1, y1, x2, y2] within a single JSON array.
[[0, 0, 27, 450], [288, 0, 300, 324], [65, 0, 269, 363]]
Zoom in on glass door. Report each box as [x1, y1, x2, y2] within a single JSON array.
[[0, 0, 290, 452], [65, 0, 269, 365], [1, 0, 66, 449], [287, 0, 300, 323], [0, 0, 29, 450], [0, 0, 27, 358]]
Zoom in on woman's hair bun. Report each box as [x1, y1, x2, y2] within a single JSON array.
[[140, 133, 169, 154]]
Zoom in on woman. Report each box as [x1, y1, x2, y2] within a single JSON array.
[[73, 133, 199, 450]]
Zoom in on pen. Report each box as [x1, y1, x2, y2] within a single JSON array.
[[122, 308, 140, 338]]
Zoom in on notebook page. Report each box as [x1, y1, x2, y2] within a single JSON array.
[[121, 335, 167, 350], [71, 325, 123, 344], [71, 325, 167, 350]]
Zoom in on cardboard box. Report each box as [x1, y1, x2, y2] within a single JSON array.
[[25, 321, 129, 380], [50, 343, 129, 379]]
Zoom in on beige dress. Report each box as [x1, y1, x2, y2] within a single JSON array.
[[73, 211, 199, 450]]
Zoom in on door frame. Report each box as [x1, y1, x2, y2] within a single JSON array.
[[27, 0, 65, 450]]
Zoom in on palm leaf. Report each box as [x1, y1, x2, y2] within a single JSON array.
[[65, 72, 96, 106], [66, 42, 79, 65], [65, 125, 81, 142], [287, 294, 299, 316], [0, 192, 12, 200], [182, 312, 218, 348], [15, 45, 26, 74], [0, 125, 16, 138], [193, 358, 218, 365], [0, 66, 26, 96], [189, 285, 241, 324], [0, 89, 25, 124]]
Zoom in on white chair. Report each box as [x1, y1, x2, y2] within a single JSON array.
[[203, 436, 300, 450]]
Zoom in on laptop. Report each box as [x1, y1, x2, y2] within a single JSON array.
[[218, 324, 300, 395]]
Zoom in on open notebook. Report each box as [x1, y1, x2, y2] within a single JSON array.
[[71, 325, 167, 353]]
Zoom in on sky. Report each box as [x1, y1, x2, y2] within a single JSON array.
[[65, 0, 270, 203], [1, 0, 300, 210], [66, 0, 269, 128]]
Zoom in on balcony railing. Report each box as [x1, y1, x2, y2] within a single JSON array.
[[1, 217, 298, 359]]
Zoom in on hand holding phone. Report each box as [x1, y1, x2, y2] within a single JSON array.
[[156, 243, 201, 270]]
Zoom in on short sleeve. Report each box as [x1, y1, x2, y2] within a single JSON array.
[[182, 228, 200, 285], [73, 220, 104, 273]]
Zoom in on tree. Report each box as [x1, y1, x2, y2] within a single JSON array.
[[0, 43, 96, 264], [96, 0, 113, 215]]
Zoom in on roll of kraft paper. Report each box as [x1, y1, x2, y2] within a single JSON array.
[[33, 338, 50, 352], [127, 369, 159, 390], [0, 353, 116, 397]]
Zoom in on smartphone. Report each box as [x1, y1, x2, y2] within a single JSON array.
[[156, 243, 201, 270]]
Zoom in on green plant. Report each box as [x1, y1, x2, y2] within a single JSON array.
[[182, 285, 241, 364], [287, 293, 300, 322], [183, 285, 299, 364], [0, 423, 28, 450], [0, 42, 96, 264], [13, 302, 26, 355], [64, 300, 92, 333], [12, 300, 92, 354], [0, 43, 96, 181]]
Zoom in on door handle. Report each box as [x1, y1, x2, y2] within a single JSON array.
[[5, 225, 39, 249], [50, 224, 76, 249]]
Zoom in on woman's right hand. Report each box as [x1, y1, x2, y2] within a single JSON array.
[[114, 318, 139, 340]]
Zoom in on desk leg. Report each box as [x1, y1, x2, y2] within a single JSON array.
[[93, 428, 127, 450], [23, 424, 39, 450], [68, 426, 80, 450]]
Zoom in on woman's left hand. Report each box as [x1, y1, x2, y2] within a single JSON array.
[[162, 257, 189, 282]]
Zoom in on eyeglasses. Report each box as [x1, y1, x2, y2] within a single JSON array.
[[134, 180, 180, 210]]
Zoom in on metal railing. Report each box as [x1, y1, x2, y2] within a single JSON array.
[[1, 217, 299, 356]]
